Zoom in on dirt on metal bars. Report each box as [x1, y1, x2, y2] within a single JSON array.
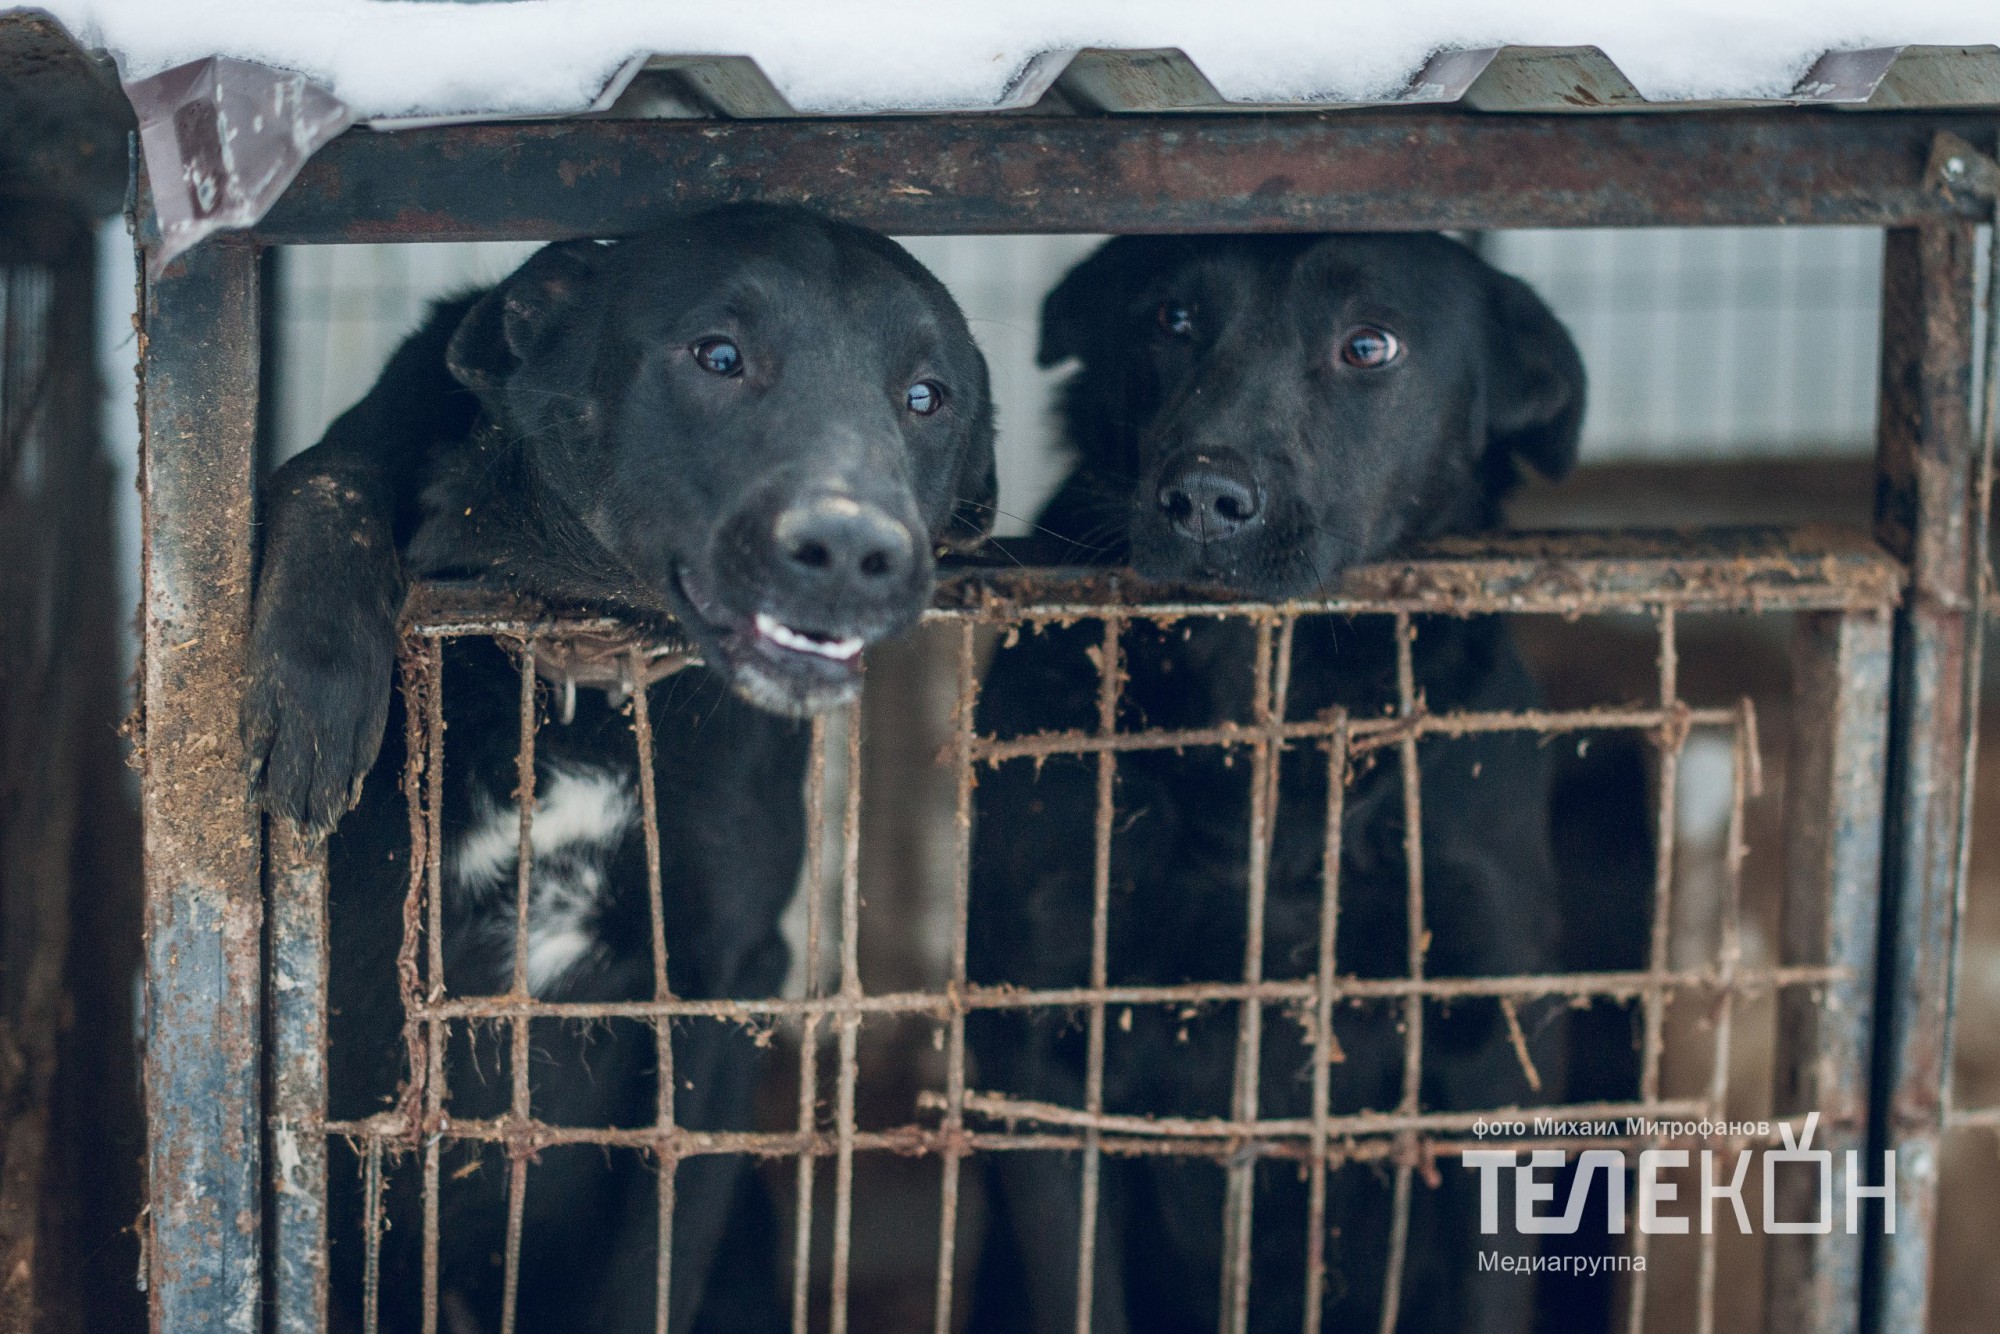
[[297, 527, 1902, 1334]]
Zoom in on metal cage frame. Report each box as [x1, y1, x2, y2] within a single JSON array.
[[131, 109, 1998, 1334]]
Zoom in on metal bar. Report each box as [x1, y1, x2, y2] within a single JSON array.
[[137, 235, 263, 1334], [1302, 715, 1348, 1334], [1870, 220, 1983, 1333], [933, 623, 980, 1334], [1077, 615, 1124, 1334], [1378, 613, 1425, 1334], [932, 528, 1908, 616], [400, 526, 1905, 634], [389, 645, 431, 1176], [250, 112, 1997, 246], [970, 704, 1740, 766], [1696, 704, 1757, 1334], [1626, 608, 1686, 1332], [389, 961, 1844, 1024], [499, 647, 539, 1334], [627, 650, 676, 1334], [1768, 611, 1894, 1333], [419, 641, 446, 1334], [499, 1156, 528, 1334], [1221, 616, 1288, 1334], [329, 1122, 1772, 1170], [362, 1137, 383, 1334], [793, 716, 829, 1334], [829, 700, 864, 1334], [1942, 156, 2000, 1133], [512, 645, 539, 1000], [332, 1096, 1741, 1156], [269, 821, 330, 1334]]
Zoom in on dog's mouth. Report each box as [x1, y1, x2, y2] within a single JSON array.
[[752, 613, 863, 663], [671, 565, 872, 716]]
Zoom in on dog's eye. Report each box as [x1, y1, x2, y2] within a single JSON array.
[[692, 338, 742, 376], [906, 381, 942, 415], [1156, 301, 1195, 339], [1339, 326, 1401, 369]]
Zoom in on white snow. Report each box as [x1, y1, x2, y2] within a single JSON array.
[[30, 0, 2000, 124]]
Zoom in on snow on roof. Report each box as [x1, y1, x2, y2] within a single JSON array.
[[34, 0, 2000, 124], [22, 1, 1998, 268]]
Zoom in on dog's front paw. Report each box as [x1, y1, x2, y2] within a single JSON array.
[[244, 595, 398, 836]]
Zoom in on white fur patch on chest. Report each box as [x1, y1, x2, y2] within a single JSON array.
[[449, 765, 639, 996]]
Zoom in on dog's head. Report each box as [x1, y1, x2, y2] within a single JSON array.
[[444, 204, 996, 715], [1040, 234, 1583, 598]]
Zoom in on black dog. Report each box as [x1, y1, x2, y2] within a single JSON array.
[[966, 234, 1586, 1333], [246, 205, 995, 1332]]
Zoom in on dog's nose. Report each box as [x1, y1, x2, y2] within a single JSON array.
[[1157, 453, 1262, 542], [774, 496, 916, 586]]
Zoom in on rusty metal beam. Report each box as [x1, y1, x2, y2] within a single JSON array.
[[1769, 609, 1895, 1334], [396, 526, 1904, 638], [937, 526, 1906, 616], [248, 111, 1996, 246], [138, 236, 263, 1334], [1868, 222, 1982, 1333]]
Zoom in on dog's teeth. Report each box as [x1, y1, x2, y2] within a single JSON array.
[[754, 613, 863, 662]]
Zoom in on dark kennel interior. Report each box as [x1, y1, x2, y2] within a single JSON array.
[[0, 14, 141, 1333]]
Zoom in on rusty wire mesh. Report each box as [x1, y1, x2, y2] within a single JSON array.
[[308, 555, 1892, 1334]]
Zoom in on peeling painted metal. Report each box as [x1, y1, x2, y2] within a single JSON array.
[[1868, 218, 1983, 1334], [138, 235, 263, 1334], [1769, 610, 1895, 1334]]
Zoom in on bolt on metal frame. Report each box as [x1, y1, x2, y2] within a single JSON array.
[[131, 109, 1996, 1334]]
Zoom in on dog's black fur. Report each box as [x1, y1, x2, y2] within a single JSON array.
[[966, 234, 1589, 1333], [246, 205, 995, 1332]]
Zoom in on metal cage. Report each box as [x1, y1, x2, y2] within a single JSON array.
[[132, 110, 1997, 1334]]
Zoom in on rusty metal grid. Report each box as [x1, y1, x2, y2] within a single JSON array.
[[259, 528, 1904, 1334]]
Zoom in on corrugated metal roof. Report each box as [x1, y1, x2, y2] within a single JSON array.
[[116, 37, 2000, 268], [7, 5, 1995, 265], [593, 43, 2000, 122]]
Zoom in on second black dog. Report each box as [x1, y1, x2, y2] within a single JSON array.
[[967, 234, 1587, 1333]]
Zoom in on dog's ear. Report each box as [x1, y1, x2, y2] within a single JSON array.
[[1482, 267, 1586, 482], [939, 372, 1000, 554], [446, 239, 607, 401], [1038, 238, 1175, 368]]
